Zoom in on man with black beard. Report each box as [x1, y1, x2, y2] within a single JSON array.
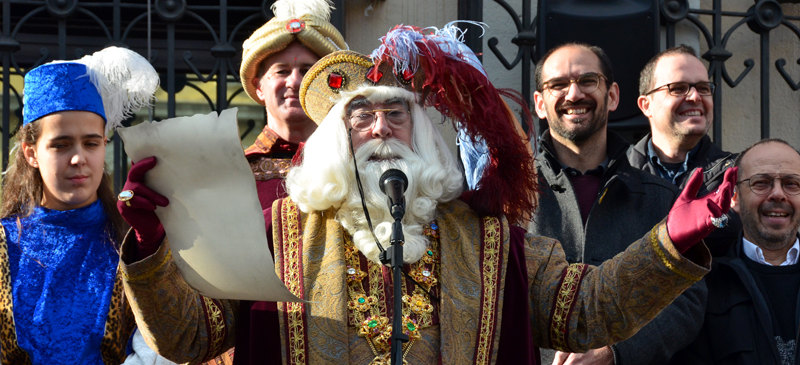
[[530, 43, 702, 365], [116, 27, 735, 365], [673, 138, 800, 364]]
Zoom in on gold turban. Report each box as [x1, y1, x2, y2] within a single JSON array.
[[240, 0, 347, 105]]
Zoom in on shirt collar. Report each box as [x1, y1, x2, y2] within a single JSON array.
[[742, 236, 800, 266], [244, 125, 299, 158], [647, 138, 701, 184], [560, 157, 609, 177]]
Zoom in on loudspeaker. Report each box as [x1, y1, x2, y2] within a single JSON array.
[[537, 0, 659, 138]]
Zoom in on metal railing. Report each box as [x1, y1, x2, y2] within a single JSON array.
[[463, 0, 800, 149], [0, 0, 344, 190]]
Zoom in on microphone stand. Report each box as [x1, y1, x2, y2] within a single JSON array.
[[379, 205, 409, 365]]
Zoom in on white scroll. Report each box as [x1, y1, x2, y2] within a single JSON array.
[[117, 108, 300, 302]]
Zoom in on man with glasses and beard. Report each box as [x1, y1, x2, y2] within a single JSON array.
[[529, 43, 699, 365], [629, 45, 739, 256], [116, 26, 735, 364], [672, 138, 800, 365]]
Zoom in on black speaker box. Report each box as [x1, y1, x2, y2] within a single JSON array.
[[537, 0, 659, 139]]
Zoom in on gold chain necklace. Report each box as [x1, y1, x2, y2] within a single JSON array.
[[345, 222, 440, 365]]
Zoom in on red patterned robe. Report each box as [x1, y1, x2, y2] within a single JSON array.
[[237, 126, 299, 364]]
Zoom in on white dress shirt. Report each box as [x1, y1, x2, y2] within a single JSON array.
[[742, 236, 800, 266]]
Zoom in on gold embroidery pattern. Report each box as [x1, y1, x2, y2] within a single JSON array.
[[250, 157, 293, 181], [474, 217, 501, 365], [649, 226, 702, 282], [0, 227, 32, 365], [122, 248, 173, 282], [202, 296, 226, 359], [549, 264, 586, 351], [282, 201, 307, 365], [345, 222, 440, 361]]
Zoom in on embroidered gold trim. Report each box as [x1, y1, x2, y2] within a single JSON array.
[[649, 226, 701, 282], [121, 247, 173, 282], [299, 53, 374, 106], [203, 296, 226, 358], [549, 264, 586, 351], [282, 201, 307, 365], [345, 222, 440, 358], [475, 217, 502, 365], [250, 157, 293, 181], [0, 227, 32, 365]]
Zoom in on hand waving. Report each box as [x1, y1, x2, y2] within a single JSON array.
[[666, 167, 738, 253]]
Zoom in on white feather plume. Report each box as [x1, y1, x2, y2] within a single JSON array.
[[271, 0, 334, 21], [75, 47, 159, 132]]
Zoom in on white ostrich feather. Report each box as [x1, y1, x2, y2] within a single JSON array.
[[272, 0, 334, 21], [75, 47, 159, 132]]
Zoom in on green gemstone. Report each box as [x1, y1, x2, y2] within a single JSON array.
[[358, 297, 366, 304], [368, 320, 378, 328], [406, 323, 416, 331], [427, 250, 433, 256]]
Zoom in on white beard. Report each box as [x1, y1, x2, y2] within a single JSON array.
[[285, 87, 464, 264], [336, 138, 434, 264]]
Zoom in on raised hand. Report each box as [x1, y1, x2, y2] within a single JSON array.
[[117, 156, 170, 258], [667, 167, 738, 253]]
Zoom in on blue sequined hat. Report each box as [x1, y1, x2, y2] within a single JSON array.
[[21, 47, 159, 133], [23, 62, 106, 125]]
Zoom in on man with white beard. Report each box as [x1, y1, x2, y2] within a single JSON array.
[[117, 25, 737, 365], [287, 89, 463, 265]]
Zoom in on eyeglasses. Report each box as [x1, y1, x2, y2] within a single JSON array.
[[644, 81, 716, 96], [348, 108, 411, 132], [737, 174, 800, 195], [540, 73, 606, 97]]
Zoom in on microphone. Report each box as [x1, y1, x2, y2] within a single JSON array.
[[379, 169, 408, 221]]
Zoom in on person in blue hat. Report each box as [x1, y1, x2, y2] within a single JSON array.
[[0, 47, 170, 365]]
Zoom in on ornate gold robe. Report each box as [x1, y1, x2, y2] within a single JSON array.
[[121, 198, 710, 364]]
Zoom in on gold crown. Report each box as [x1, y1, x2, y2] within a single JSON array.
[[299, 50, 424, 124], [240, 15, 346, 106]]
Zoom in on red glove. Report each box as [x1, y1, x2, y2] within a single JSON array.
[[117, 156, 170, 259], [667, 167, 738, 253]]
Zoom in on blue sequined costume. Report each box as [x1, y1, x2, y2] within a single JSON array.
[[3, 200, 119, 364]]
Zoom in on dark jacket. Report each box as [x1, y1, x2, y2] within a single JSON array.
[[671, 235, 800, 365], [627, 134, 736, 194], [628, 134, 740, 256], [530, 130, 705, 364]]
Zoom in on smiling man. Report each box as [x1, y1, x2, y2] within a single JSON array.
[[530, 42, 693, 365], [629, 45, 739, 256], [673, 138, 800, 364], [630, 44, 735, 191], [628, 45, 736, 192]]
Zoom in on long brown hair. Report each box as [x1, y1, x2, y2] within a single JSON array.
[[0, 121, 127, 246]]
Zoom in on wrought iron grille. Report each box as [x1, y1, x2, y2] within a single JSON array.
[[459, 0, 800, 148], [0, 0, 344, 191]]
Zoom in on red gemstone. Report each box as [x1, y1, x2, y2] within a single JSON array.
[[286, 19, 305, 33], [402, 69, 415, 81], [366, 66, 383, 83], [328, 72, 343, 89]]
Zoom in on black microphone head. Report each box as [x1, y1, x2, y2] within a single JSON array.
[[379, 169, 408, 193]]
